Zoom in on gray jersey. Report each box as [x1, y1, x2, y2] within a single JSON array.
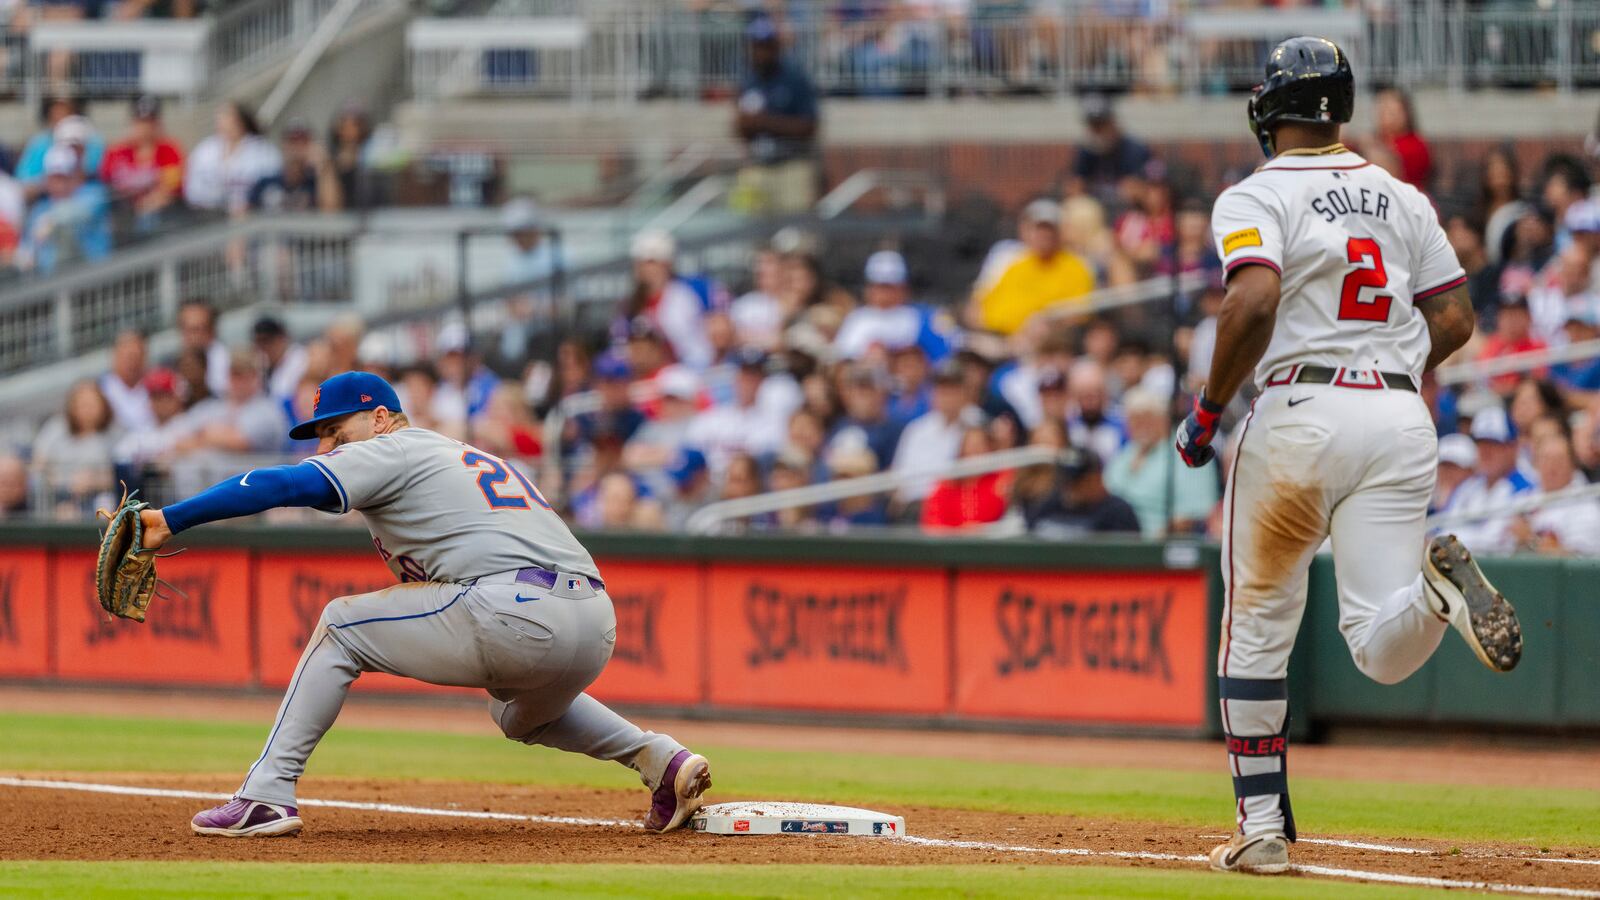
[[305, 427, 598, 583]]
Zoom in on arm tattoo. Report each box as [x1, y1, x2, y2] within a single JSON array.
[[1417, 284, 1476, 373]]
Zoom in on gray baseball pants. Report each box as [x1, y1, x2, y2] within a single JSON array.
[[237, 571, 685, 807]]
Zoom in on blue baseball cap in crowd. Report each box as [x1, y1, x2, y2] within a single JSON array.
[[289, 371, 403, 440], [594, 351, 632, 381], [745, 17, 779, 43], [667, 447, 708, 489]]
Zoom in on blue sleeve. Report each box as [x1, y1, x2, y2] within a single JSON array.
[[162, 462, 340, 534]]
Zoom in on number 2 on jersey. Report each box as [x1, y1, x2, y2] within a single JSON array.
[[461, 451, 552, 510], [1338, 237, 1392, 322]]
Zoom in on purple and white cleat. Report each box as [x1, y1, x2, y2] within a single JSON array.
[[644, 749, 711, 833], [191, 797, 303, 837]]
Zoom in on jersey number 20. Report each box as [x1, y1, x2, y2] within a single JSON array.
[[461, 451, 553, 510], [1339, 237, 1392, 322]]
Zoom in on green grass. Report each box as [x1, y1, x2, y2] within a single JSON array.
[[1, 711, 1595, 848], [0, 862, 1447, 899]]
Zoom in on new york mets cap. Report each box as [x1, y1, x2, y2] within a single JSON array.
[[289, 371, 402, 440]]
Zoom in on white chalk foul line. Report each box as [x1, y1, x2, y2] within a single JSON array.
[[2, 777, 1597, 898]]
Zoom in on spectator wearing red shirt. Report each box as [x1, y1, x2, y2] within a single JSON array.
[[1375, 88, 1432, 192], [1478, 298, 1548, 395], [101, 95, 184, 232], [921, 425, 1009, 532]]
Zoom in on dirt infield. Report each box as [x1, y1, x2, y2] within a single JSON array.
[[3, 686, 1599, 893], [3, 773, 1599, 892]]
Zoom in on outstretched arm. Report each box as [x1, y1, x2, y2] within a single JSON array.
[[139, 461, 339, 550], [1416, 283, 1475, 373]]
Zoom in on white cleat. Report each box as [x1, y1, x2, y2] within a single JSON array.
[[1209, 831, 1290, 874], [1424, 534, 1522, 673]]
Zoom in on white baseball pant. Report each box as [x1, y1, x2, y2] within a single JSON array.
[[1218, 379, 1449, 840]]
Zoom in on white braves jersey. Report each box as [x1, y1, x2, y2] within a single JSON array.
[[1211, 147, 1466, 389]]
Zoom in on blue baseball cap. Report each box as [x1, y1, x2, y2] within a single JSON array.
[[594, 351, 632, 381], [666, 447, 708, 489], [289, 371, 402, 440]]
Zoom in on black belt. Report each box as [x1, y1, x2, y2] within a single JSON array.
[[1267, 365, 1416, 393]]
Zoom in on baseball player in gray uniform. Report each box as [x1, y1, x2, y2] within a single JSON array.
[[138, 371, 711, 837]]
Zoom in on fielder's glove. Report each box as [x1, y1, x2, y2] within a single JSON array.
[[94, 489, 162, 622], [1175, 396, 1224, 468]]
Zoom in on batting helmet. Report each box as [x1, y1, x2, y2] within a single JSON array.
[[1247, 36, 1354, 158]]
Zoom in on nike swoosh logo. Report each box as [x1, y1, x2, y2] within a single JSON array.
[[514, 594, 539, 603], [1287, 397, 1312, 407], [239, 470, 255, 486]]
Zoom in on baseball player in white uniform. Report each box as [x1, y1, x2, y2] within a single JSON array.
[[135, 371, 711, 837], [1175, 37, 1524, 874]]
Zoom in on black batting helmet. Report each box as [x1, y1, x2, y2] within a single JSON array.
[[1247, 36, 1354, 158]]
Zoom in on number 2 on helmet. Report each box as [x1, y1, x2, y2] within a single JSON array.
[[461, 451, 552, 510]]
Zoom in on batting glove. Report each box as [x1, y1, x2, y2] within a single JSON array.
[[1175, 395, 1224, 468]]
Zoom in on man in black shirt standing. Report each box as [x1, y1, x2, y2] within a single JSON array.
[[1027, 450, 1141, 538], [732, 17, 820, 213]]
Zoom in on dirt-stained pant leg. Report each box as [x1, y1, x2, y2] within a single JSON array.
[[1219, 387, 1450, 840], [486, 590, 684, 791]]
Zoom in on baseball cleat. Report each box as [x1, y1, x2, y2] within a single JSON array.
[[1209, 831, 1290, 874], [191, 797, 303, 837], [1424, 534, 1522, 673], [645, 750, 711, 833]]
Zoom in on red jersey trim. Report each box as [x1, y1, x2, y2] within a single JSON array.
[[1414, 274, 1468, 302], [1225, 256, 1282, 276]]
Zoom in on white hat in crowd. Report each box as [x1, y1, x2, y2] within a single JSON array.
[[42, 144, 77, 177], [864, 250, 908, 286], [1438, 433, 1479, 470], [1470, 406, 1514, 444], [631, 229, 676, 263], [657, 364, 700, 402], [52, 115, 94, 146], [1023, 198, 1062, 226], [501, 197, 545, 233]]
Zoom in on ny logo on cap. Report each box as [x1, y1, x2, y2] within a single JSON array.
[[312, 388, 322, 411], [360, 394, 372, 403]]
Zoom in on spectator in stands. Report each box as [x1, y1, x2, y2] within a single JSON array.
[[433, 323, 496, 423], [890, 359, 981, 509], [1104, 388, 1218, 538], [30, 379, 115, 518], [617, 230, 714, 370], [1066, 358, 1125, 464], [20, 144, 111, 274], [825, 363, 906, 472], [170, 349, 289, 460], [184, 101, 281, 215], [472, 381, 542, 465], [834, 250, 951, 362], [328, 103, 374, 210], [817, 440, 889, 530], [1553, 312, 1600, 398], [1159, 197, 1222, 310], [920, 425, 1008, 533], [1373, 88, 1432, 191], [730, 245, 785, 350], [720, 452, 766, 505], [888, 343, 933, 422], [102, 95, 184, 232], [1510, 377, 1567, 470], [0, 162, 21, 273], [249, 118, 341, 213], [769, 450, 818, 531], [1114, 175, 1175, 278], [1532, 238, 1600, 345], [176, 299, 230, 398], [324, 313, 364, 375], [0, 453, 30, 520], [687, 348, 786, 476], [1446, 211, 1502, 328], [501, 197, 557, 285], [624, 365, 701, 480], [1479, 145, 1527, 267], [1499, 207, 1557, 306], [174, 347, 212, 409], [99, 329, 152, 432], [567, 352, 643, 459], [1477, 298, 1546, 396], [391, 363, 451, 438], [967, 198, 1095, 335], [251, 316, 306, 403], [1447, 405, 1535, 554], [1510, 430, 1600, 556], [112, 366, 189, 486], [1028, 450, 1141, 538], [1067, 94, 1151, 208], [16, 98, 103, 198], [623, 317, 673, 386], [1432, 432, 1478, 515], [733, 17, 819, 213], [1543, 155, 1592, 251], [590, 471, 664, 531]]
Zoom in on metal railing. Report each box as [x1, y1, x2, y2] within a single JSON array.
[[1427, 481, 1600, 531], [404, 1, 1600, 102], [686, 445, 1071, 535], [1435, 338, 1600, 387]]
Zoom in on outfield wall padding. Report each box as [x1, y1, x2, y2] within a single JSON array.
[[0, 524, 1591, 733]]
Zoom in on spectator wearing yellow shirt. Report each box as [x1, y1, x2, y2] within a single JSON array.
[[967, 199, 1096, 336]]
